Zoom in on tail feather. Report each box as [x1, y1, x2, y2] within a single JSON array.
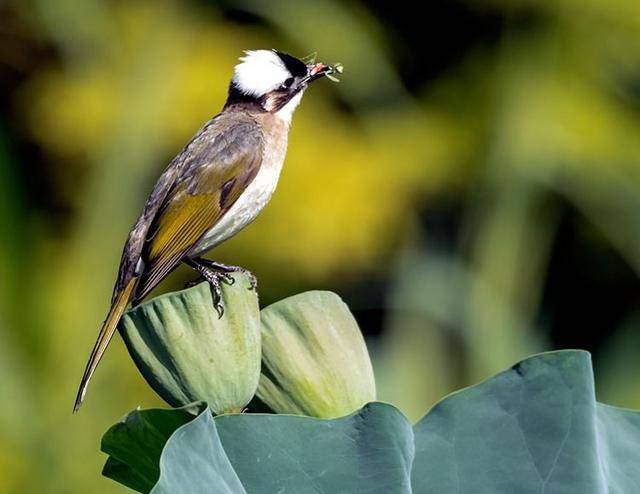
[[73, 277, 137, 412]]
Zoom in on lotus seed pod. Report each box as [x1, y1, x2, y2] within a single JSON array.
[[257, 291, 376, 418], [119, 275, 261, 414]]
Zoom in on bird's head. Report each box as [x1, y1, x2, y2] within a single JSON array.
[[225, 49, 337, 123]]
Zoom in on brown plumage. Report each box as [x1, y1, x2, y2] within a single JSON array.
[[134, 116, 263, 303]]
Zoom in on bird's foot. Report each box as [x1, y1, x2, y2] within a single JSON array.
[[184, 260, 236, 318], [193, 258, 258, 292]]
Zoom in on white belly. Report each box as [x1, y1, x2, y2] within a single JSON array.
[[190, 155, 284, 256]]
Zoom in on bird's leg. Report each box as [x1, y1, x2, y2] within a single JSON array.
[[184, 259, 230, 318], [186, 258, 235, 284], [192, 257, 258, 291]]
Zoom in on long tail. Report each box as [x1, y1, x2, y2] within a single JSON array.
[[73, 277, 138, 412]]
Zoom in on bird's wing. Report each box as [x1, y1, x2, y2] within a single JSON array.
[[111, 152, 182, 302], [132, 117, 263, 303]]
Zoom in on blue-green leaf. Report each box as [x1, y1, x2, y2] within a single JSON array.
[[102, 351, 640, 493], [101, 403, 205, 492], [412, 350, 640, 493], [151, 410, 245, 494], [215, 403, 413, 493]]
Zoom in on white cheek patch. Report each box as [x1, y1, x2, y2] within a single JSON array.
[[233, 50, 291, 97]]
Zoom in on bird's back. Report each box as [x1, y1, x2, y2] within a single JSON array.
[[118, 109, 268, 304]]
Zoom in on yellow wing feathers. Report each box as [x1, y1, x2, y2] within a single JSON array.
[[134, 132, 262, 302], [137, 192, 219, 300]]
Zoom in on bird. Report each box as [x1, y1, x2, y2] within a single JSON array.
[[73, 49, 338, 412]]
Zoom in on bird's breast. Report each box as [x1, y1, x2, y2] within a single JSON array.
[[191, 117, 289, 255]]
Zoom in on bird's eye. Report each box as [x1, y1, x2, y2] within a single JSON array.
[[281, 77, 294, 89]]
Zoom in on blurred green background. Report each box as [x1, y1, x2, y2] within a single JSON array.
[[1, 0, 639, 491]]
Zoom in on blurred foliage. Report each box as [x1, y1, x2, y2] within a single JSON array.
[[0, 0, 639, 492]]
